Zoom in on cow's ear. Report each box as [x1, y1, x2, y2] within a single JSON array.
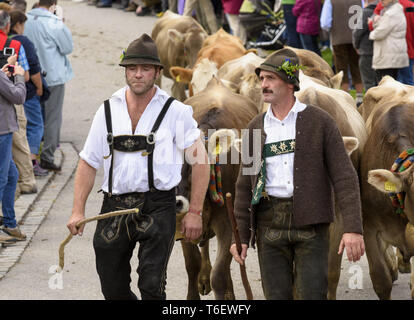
[[170, 66, 193, 84], [330, 71, 343, 89], [367, 169, 404, 193], [342, 136, 359, 156], [167, 29, 184, 42]]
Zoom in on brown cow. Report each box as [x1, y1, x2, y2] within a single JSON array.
[[287, 46, 342, 89], [151, 10, 208, 101], [359, 80, 414, 299], [170, 28, 256, 96], [295, 73, 368, 300], [175, 77, 259, 299]]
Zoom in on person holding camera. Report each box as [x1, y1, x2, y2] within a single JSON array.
[[0, 60, 28, 243], [9, 10, 48, 177]]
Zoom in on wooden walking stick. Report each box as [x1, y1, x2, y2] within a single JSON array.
[[57, 208, 139, 272], [225, 192, 253, 300]]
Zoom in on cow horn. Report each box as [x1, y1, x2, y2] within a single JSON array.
[[207, 129, 236, 158], [176, 195, 189, 214]]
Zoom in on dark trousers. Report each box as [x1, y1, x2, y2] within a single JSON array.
[[359, 54, 376, 91], [282, 4, 302, 49], [93, 189, 176, 300], [299, 33, 321, 56], [375, 68, 399, 84], [256, 197, 329, 300]]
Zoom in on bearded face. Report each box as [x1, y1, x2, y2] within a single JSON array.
[[125, 64, 160, 96]]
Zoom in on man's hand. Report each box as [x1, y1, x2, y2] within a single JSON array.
[[6, 54, 17, 66], [181, 212, 202, 241], [230, 243, 248, 265], [36, 86, 43, 97], [338, 233, 365, 262], [67, 210, 86, 236]]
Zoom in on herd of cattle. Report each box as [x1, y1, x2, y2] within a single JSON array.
[[151, 10, 414, 300]]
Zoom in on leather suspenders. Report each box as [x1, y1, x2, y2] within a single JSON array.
[[103, 97, 175, 196]]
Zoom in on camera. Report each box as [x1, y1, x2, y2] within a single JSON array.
[[7, 65, 14, 73], [3, 47, 15, 56]]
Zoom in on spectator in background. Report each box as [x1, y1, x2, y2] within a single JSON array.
[[321, 0, 364, 106], [24, 0, 74, 172], [369, 0, 409, 82], [10, 0, 27, 12], [0, 10, 37, 195], [221, 0, 246, 44], [352, 0, 378, 90], [292, 0, 321, 55], [183, 0, 219, 34], [9, 10, 48, 177], [369, 0, 414, 85], [0, 57, 27, 243], [282, 0, 302, 48]]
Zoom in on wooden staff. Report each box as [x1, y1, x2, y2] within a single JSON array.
[[57, 208, 139, 272], [225, 192, 253, 300]]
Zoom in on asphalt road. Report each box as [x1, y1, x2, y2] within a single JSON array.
[[0, 0, 411, 302]]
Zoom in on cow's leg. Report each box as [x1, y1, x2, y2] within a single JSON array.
[[198, 241, 212, 295], [364, 227, 393, 300], [397, 248, 411, 273], [327, 221, 342, 300], [210, 215, 235, 300], [181, 241, 202, 300], [383, 244, 398, 282], [171, 81, 188, 102]]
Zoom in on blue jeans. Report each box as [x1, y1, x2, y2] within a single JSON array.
[[299, 33, 321, 56], [397, 59, 414, 85], [23, 95, 44, 155], [0, 133, 19, 228], [282, 4, 302, 49]]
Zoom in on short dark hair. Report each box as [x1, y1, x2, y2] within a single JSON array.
[[10, 0, 27, 13], [38, 0, 56, 8], [10, 10, 26, 31]]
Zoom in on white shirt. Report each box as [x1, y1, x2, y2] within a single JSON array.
[[264, 99, 307, 198], [79, 86, 201, 194]]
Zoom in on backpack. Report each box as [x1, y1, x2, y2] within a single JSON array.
[[0, 36, 21, 69]]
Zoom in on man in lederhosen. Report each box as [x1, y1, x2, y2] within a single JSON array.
[[67, 34, 210, 300], [229, 48, 365, 299]]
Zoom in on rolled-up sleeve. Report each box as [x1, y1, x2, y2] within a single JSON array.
[[79, 105, 106, 170], [174, 103, 201, 150]]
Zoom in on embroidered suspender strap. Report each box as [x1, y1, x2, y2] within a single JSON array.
[[251, 139, 296, 205], [104, 99, 115, 197], [147, 96, 175, 192]]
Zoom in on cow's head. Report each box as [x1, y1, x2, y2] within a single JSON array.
[[368, 164, 414, 224], [191, 59, 219, 95], [174, 127, 239, 241], [168, 26, 208, 69]]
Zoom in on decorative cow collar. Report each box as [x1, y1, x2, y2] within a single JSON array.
[[389, 148, 414, 218]]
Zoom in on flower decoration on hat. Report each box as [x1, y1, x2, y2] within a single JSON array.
[[119, 48, 127, 62], [277, 58, 306, 80]]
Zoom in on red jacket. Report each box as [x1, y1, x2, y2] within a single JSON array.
[[369, 0, 414, 59]]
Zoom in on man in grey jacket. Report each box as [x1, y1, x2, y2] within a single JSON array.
[[353, 0, 378, 90], [0, 61, 27, 242], [24, 0, 74, 172]]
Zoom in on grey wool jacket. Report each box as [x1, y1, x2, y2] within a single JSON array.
[[0, 72, 26, 135], [234, 105, 363, 247]]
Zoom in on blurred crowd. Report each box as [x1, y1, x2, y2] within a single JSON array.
[[0, 0, 73, 243]]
